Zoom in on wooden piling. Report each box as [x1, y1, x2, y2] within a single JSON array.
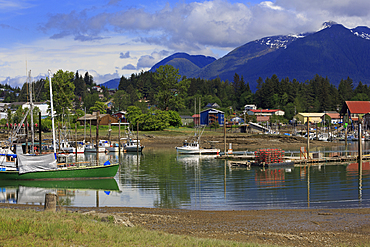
[[224, 122, 226, 155], [44, 193, 57, 212], [39, 112, 42, 154], [75, 123, 78, 161], [358, 120, 362, 162], [96, 111, 100, 161], [306, 117, 310, 159]]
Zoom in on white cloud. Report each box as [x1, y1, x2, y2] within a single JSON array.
[[4, 0, 370, 87], [41, 0, 370, 51], [260, 1, 284, 11], [0, 0, 33, 11], [137, 50, 170, 69]]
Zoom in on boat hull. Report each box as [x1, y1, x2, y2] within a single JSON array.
[[106, 147, 121, 152], [0, 164, 119, 181], [124, 146, 144, 152], [84, 147, 106, 153], [176, 147, 220, 155]]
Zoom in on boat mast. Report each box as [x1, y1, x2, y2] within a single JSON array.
[[48, 70, 57, 156], [28, 70, 35, 154]]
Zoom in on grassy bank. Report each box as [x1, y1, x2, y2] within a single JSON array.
[[0, 208, 265, 247]]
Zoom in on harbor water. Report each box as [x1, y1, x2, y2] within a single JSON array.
[[1, 144, 369, 210]]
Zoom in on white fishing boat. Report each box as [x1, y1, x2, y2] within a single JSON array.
[[123, 139, 144, 152], [176, 126, 220, 155], [176, 140, 220, 154], [106, 142, 121, 153], [84, 141, 106, 153], [58, 140, 84, 154]]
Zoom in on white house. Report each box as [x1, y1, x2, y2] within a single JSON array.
[[22, 102, 50, 118], [244, 104, 257, 111]]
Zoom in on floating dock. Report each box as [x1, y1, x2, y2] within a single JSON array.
[[219, 152, 370, 167]]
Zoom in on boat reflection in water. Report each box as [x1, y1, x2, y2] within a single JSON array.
[[0, 179, 120, 207]]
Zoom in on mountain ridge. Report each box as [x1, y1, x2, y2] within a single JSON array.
[[103, 22, 370, 89]]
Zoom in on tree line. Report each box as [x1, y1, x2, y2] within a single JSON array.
[[0, 65, 368, 127]]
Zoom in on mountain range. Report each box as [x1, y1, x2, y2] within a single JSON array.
[[102, 22, 370, 90]]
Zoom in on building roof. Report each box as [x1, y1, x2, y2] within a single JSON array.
[[77, 112, 110, 121], [323, 113, 340, 119], [296, 113, 325, 117], [180, 115, 193, 119], [249, 109, 283, 113], [256, 116, 270, 122], [345, 101, 370, 114], [205, 103, 220, 108], [200, 108, 224, 114]]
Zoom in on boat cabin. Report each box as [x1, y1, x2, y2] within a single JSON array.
[[182, 140, 199, 148]]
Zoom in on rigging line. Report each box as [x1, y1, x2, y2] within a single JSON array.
[[34, 79, 46, 102], [54, 79, 73, 107]]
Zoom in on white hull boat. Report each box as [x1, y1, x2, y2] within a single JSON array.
[[106, 143, 122, 153], [84, 143, 105, 153], [176, 141, 220, 155], [124, 139, 144, 152]]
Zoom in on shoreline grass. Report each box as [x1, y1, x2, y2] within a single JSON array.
[[0, 208, 266, 247]]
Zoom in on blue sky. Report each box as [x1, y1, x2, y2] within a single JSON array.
[[1, 0, 370, 87]]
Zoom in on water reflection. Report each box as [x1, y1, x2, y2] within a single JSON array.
[[0, 179, 120, 207], [0, 148, 369, 210]]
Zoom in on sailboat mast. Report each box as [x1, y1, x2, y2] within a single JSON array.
[[48, 70, 57, 156], [29, 70, 35, 154]]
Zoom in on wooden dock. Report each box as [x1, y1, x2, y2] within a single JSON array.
[[219, 154, 369, 167]]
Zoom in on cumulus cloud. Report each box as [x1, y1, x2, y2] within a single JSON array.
[[122, 64, 136, 70], [276, 0, 370, 17], [41, 10, 109, 41], [41, 0, 370, 50], [137, 50, 170, 69], [119, 51, 130, 59], [1, 76, 27, 88], [74, 69, 120, 84]]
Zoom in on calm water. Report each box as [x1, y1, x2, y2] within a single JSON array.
[[1, 144, 370, 210]]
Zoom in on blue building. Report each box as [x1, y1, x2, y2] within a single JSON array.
[[200, 108, 224, 126]]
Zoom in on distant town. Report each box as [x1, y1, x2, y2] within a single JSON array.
[[0, 66, 368, 134]]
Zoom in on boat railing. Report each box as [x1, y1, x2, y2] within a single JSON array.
[[58, 160, 100, 169]]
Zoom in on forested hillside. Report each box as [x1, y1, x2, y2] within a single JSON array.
[[1, 65, 366, 123]]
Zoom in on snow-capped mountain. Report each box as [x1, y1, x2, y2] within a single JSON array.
[[151, 22, 370, 89]]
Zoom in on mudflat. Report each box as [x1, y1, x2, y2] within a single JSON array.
[[2, 204, 370, 246], [141, 132, 341, 151]]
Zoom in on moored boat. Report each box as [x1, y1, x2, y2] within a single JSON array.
[[106, 142, 121, 153], [123, 139, 144, 152], [0, 153, 119, 180], [0, 70, 119, 181], [176, 140, 220, 154]]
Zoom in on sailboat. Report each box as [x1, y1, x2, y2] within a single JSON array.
[[0, 70, 119, 180]]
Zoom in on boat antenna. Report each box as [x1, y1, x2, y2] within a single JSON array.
[[48, 70, 57, 158], [29, 70, 35, 154]]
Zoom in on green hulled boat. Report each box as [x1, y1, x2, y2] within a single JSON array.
[[0, 72, 120, 181], [0, 162, 120, 181]]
